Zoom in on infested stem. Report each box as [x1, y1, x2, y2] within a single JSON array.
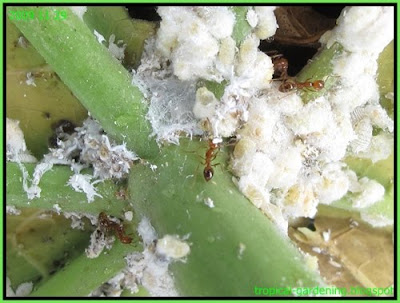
[[9, 6, 159, 159], [6, 163, 131, 217], [30, 241, 141, 296]]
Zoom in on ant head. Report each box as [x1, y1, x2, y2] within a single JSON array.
[[203, 167, 214, 181]]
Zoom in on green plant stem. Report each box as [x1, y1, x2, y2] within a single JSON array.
[[9, 6, 159, 159], [296, 42, 343, 103], [30, 240, 141, 296], [83, 6, 156, 69], [129, 139, 324, 296], [6, 163, 131, 217]]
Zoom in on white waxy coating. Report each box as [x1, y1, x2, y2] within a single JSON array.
[[156, 235, 191, 260]]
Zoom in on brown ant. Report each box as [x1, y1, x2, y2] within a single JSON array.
[[272, 54, 289, 79], [279, 78, 324, 93], [98, 212, 132, 244], [267, 51, 325, 94], [267, 51, 289, 79], [203, 139, 221, 182]]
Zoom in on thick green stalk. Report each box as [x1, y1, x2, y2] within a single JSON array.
[[83, 6, 156, 68], [6, 163, 131, 217], [129, 139, 324, 296], [9, 6, 159, 159], [30, 241, 141, 296], [296, 42, 343, 103]]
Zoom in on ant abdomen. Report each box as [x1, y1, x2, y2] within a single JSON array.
[[203, 167, 214, 182]]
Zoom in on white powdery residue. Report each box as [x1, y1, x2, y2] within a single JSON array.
[[25, 72, 36, 87], [349, 104, 393, 161], [350, 118, 373, 154], [237, 242, 246, 260], [305, 110, 354, 162], [230, 137, 257, 177], [89, 272, 126, 297], [6, 118, 36, 163], [363, 105, 394, 132], [85, 229, 114, 258], [267, 84, 303, 115], [285, 97, 333, 136], [253, 6, 278, 40], [193, 86, 219, 120], [235, 35, 274, 90], [249, 152, 274, 187], [156, 7, 234, 82], [53, 204, 62, 215], [322, 229, 331, 242], [19, 161, 54, 200], [69, 6, 87, 20], [124, 211, 133, 222], [280, 182, 319, 219], [25, 117, 137, 203], [6, 277, 33, 297], [68, 174, 103, 202], [320, 6, 394, 56], [246, 8, 258, 28], [93, 30, 106, 44], [108, 34, 126, 62], [63, 212, 85, 230], [97, 218, 180, 297], [125, 251, 179, 297], [356, 132, 393, 163], [156, 235, 191, 260], [236, 34, 259, 77], [89, 135, 136, 179], [351, 177, 385, 209], [203, 197, 215, 208], [329, 74, 379, 113], [314, 163, 350, 205], [137, 216, 158, 246], [6, 206, 21, 216], [145, 77, 201, 144], [267, 148, 302, 189], [76, 119, 138, 179], [64, 212, 99, 228], [194, 7, 235, 40], [333, 52, 378, 82], [137, 39, 201, 144], [216, 37, 236, 78], [236, 176, 288, 234], [207, 80, 251, 138], [237, 97, 279, 151], [232, 141, 274, 188], [17, 36, 28, 48]]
